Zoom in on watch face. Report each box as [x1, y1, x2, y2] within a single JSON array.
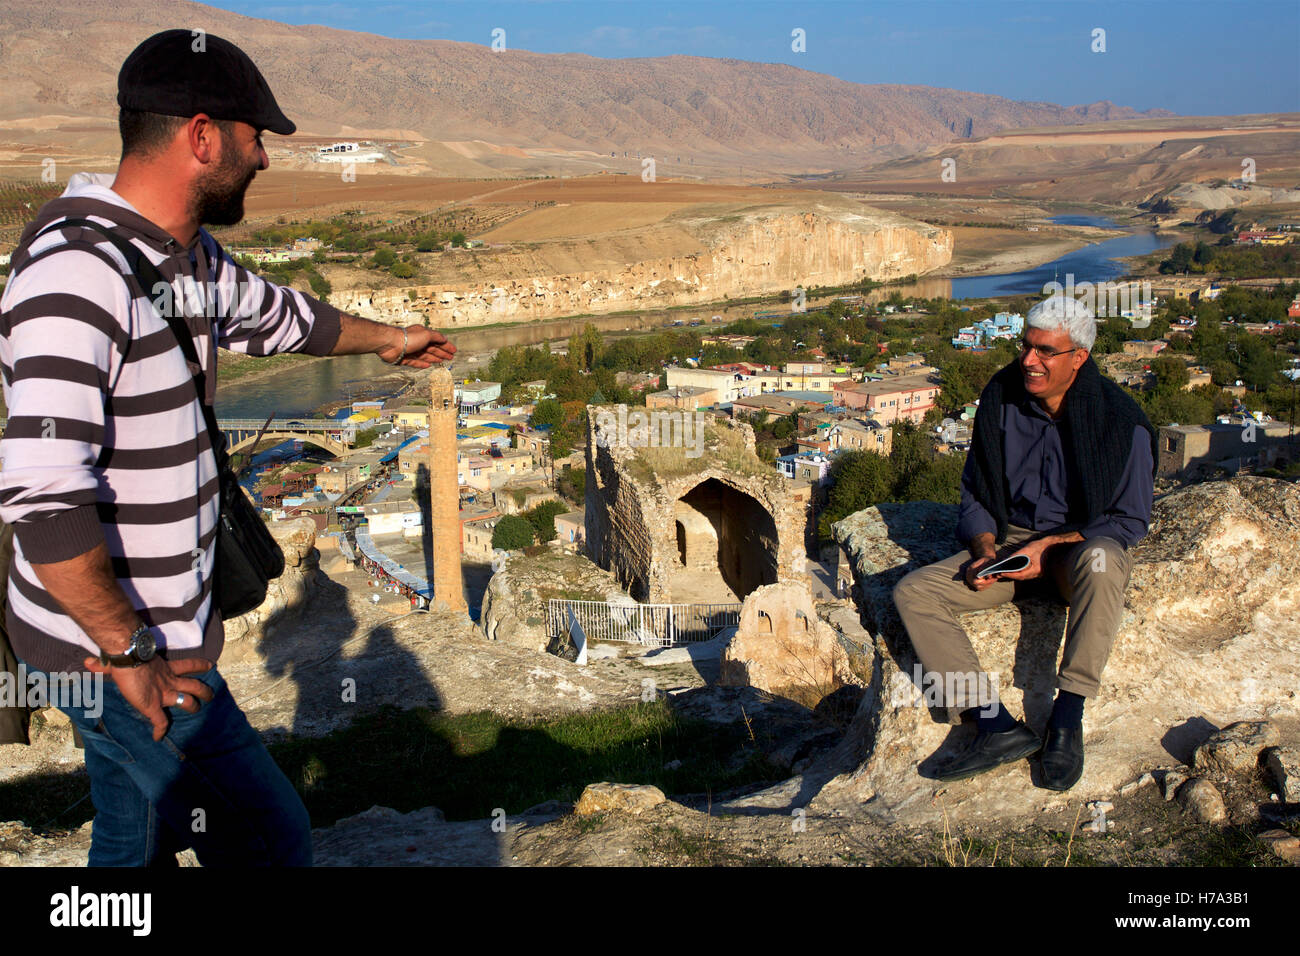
[[134, 630, 157, 661]]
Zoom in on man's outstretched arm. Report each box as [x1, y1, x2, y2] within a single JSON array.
[[331, 314, 456, 368]]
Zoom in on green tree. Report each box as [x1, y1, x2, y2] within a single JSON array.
[[898, 454, 964, 504], [1149, 355, 1190, 393], [531, 398, 565, 429], [817, 450, 897, 539], [568, 324, 604, 372], [557, 466, 586, 504], [491, 515, 534, 551], [524, 501, 567, 543]]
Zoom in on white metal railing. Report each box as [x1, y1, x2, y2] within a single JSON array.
[[547, 598, 741, 648]]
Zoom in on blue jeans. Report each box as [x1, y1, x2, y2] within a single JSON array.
[[30, 661, 312, 867]]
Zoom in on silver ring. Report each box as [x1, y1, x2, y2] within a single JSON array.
[[175, 693, 185, 706]]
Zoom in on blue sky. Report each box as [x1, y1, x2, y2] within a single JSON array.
[[206, 0, 1300, 115]]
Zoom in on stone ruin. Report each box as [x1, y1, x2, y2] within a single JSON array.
[[583, 406, 811, 604]]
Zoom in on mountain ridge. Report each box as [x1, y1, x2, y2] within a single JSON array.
[[0, 0, 1174, 172]]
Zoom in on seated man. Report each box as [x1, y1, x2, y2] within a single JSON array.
[[892, 296, 1156, 791]]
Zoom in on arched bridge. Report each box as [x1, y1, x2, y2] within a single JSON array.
[[219, 418, 357, 457], [0, 417, 358, 458]]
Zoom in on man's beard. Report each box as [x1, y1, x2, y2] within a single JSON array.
[[192, 147, 256, 227]]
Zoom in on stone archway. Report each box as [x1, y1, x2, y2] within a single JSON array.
[[677, 477, 779, 601]]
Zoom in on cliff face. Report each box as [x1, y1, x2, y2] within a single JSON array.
[[332, 205, 952, 328]]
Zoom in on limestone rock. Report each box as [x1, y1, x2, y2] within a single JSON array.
[[334, 199, 952, 329], [718, 582, 863, 708], [1192, 721, 1280, 776], [1177, 778, 1228, 825], [479, 548, 630, 653], [786, 477, 1300, 826], [1257, 829, 1300, 865], [574, 782, 666, 816], [1119, 772, 1154, 797], [221, 517, 323, 661], [1264, 746, 1300, 802], [1162, 770, 1188, 801]]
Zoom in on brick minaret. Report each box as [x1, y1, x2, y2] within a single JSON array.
[[428, 368, 466, 612]]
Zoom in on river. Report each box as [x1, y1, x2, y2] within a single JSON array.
[[7, 215, 1179, 430]]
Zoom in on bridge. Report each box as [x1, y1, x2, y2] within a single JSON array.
[[219, 418, 357, 457], [0, 417, 359, 458]]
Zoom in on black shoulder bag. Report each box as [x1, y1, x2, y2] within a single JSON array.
[[30, 218, 284, 618]]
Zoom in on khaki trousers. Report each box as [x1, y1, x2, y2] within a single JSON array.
[[892, 525, 1132, 710]]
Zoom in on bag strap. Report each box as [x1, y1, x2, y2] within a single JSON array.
[[28, 218, 231, 471]]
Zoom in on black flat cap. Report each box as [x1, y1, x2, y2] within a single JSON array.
[[118, 29, 296, 135]]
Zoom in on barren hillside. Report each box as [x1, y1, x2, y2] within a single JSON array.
[[803, 114, 1300, 206], [0, 0, 1171, 176]]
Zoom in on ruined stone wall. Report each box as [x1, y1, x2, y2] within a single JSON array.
[[332, 206, 952, 329], [584, 407, 809, 603], [585, 434, 656, 601]]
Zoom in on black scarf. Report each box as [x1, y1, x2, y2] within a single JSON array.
[[969, 356, 1157, 543]]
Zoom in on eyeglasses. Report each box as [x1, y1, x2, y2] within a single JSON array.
[[1018, 339, 1079, 360]]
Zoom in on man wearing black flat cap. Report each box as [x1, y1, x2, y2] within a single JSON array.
[[0, 30, 456, 866]]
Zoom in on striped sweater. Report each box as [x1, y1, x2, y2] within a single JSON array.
[[0, 174, 341, 672]]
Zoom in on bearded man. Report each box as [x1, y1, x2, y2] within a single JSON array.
[[0, 30, 455, 865]]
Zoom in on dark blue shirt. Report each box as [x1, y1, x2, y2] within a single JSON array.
[[957, 396, 1153, 549]]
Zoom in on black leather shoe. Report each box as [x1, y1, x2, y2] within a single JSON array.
[[935, 723, 1042, 782], [1039, 724, 1085, 791]]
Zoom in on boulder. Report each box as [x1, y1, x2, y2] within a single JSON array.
[[718, 581, 864, 709], [574, 782, 666, 816], [1192, 721, 1280, 776], [1257, 829, 1300, 865], [751, 477, 1300, 826], [1176, 778, 1228, 825], [1264, 746, 1299, 803]]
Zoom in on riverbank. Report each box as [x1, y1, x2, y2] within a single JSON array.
[[215, 349, 327, 388], [937, 238, 1089, 278]]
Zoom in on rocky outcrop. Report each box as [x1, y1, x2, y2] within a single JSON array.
[[718, 581, 864, 708], [479, 545, 632, 653], [332, 201, 952, 328], [1265, 746, 1299, 803], [220, 517, 322, 662], [765, 477, 1300, 825]]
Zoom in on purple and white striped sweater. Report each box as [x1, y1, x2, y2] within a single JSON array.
[[0, 176, 341, 672]]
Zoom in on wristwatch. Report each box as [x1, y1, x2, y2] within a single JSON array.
[[98, 623, 157, 668]]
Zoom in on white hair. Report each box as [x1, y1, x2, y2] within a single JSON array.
[[1027, 295, 1096, 352]]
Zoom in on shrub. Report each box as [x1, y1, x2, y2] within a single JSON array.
[[492, 514, 534, 551]]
